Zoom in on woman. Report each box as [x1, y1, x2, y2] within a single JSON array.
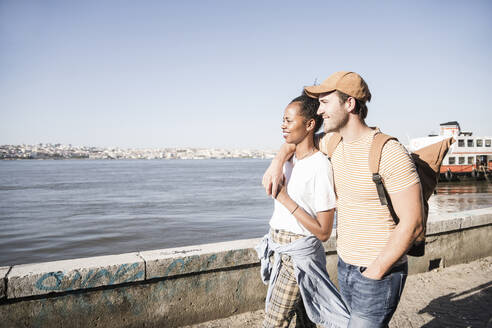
[[257, 92, 349, 328]]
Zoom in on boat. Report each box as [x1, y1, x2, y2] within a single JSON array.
[[409, 121, 491, 182]]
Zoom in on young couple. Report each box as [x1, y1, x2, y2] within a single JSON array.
[[258, 71, 423, 328]]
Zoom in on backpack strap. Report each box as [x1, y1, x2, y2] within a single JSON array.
[[369, 132, 398, 206], [319, 132, 342, 158]]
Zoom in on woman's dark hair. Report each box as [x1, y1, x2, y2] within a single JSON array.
[[289, 91, 323, 132]]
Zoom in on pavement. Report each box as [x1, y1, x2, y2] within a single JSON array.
[[183, 256, 492, 328]]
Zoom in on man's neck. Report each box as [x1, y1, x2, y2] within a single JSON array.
[[338, 117, 372, 143]]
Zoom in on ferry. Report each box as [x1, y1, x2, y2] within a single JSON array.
[[409, 121, 491, 181]]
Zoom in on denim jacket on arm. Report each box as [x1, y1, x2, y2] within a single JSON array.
[[255, 233, 350, 328]]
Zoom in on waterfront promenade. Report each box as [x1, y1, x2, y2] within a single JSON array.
[[1, 208, 490, 327], [184, 256, 492, 328]]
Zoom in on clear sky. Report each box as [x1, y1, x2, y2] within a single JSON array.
[[1, 0, 491, 149]]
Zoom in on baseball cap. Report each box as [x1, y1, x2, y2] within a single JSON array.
[[304, 71, 372, 102]]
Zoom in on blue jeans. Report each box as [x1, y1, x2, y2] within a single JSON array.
[[338, 256, 408, 328]]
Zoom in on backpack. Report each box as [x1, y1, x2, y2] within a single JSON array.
[[319, 129, 454, 257]]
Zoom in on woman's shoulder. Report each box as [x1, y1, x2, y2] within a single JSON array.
[[313, 150, 330, 162], [309, 151, 333, 171]]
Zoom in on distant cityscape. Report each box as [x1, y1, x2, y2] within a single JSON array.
[[0, 143, 277, 160]]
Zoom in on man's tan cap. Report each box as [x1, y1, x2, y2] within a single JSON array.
[[304, 71, 372, 102]]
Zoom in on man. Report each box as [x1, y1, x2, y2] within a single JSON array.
[[263, 71, 423, 327]]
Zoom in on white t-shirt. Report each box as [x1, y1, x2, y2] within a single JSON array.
[[269, 151, 336, 236]]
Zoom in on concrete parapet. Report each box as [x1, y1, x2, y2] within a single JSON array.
[[141, 238, 261, 280], [141, 236, 336, 281], [426, 207, 492, 234], [6, 253, 144, 298], [408, 208, 492, 274], [0, 207, 491, 327]]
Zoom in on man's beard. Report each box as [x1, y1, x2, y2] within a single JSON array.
[[323, 114, 349, 133]]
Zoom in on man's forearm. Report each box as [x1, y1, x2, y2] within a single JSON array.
[[369, 220, 422, 277], [364, 183, 424, 279], [274, 143, 296, 165]]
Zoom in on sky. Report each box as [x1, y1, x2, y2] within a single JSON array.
[[1, 0, 491, 149]]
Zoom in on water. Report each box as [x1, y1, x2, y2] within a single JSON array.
[[430, 181, 492, 217], [1, 159, 491, 266]]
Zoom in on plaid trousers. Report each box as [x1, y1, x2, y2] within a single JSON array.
[[263, 229, 316, 328]]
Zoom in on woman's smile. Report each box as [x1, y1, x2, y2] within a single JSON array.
[[281, 103, 310, 144]]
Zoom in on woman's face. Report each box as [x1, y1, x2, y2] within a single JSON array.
[[281, 103, 310, 145]]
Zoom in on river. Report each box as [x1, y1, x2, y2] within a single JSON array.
[[0, 159, 490, 266]]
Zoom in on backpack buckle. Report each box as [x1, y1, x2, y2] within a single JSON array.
[[372, 173, 383, 184], [372, 173, 388, 206]]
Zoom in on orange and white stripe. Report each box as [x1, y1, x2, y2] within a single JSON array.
[[325, 130, 419, 267]]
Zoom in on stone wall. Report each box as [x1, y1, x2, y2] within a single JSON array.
[[1, 208, 491, 328]]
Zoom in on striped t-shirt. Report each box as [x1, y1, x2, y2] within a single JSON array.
[[322, 129, 419, 267]]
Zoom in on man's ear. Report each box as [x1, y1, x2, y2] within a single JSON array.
[[345, 97, 356, 113]]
